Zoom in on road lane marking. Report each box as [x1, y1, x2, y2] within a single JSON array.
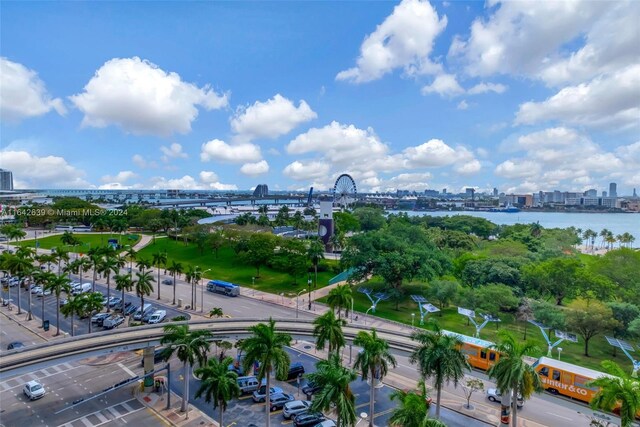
[[546, 412, 573, 420], [117, 363, 137, 378]]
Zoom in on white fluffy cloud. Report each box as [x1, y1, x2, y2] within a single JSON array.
[[150, 173, 237, 190], [421, 74, 464, 97], [160, 143, 188, 162], [0, 57, 66, 122], [283, 160, 331, 181], [100, 170, 137, 184], [468, 82, 507, 95], [402, 139, 477, 172], [240, 160, 269, 176], [132, 154, 157, 169], [515, 65, 640, 131], [0, 150, 89, 188], [230, 94, 317, 142], [69, 57, 228, 136], [336, 0, 447, 83], [457, 100, 469, 110], [200, 139, 262, 163]]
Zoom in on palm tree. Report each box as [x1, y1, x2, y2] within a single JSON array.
[[60, 294, 83, 336], [87, 247, 103, 291], [77, 256, 92, 284], [353, 329, 397, 427], [5, 251, 33, 315], [194, 356, 241, 427], [160, 324, 212, 414], [307, 239, 325, 309], [134, 270, 155, 314], [52, 247, 70, 276], [152, 251, 168, 300], [583, 229, 596, 251], [60, 230, 77, 247], [599, 228, 611, 249], [114, 273, 133, 313], [389, 380, 445, 427], [487, 331, 543, 427], [81, 292, 105, 334], [410, 320, 470, 419], [529, 222, 543, 238], [588, 361, 640, 427], [313, 310, 346, 355], [167, 260, 183, 305], [240, 318, 292, 427], [307, 352, 357, 427], [327, 284, 353, 319], [208, 307, 224, 318], [36, 253, 56, 273], [44, 274, 71, 336], [98, 255, 123, 312], [125, 246, 137, 277], [34, 270, 55, 323], [137, 257, 152, 273]]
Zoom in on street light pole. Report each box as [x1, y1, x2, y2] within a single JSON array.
[[200, 268, 211, 313], [351, 298, 354, 323], [307, 274, 312, 311], [296, 289, 307, 319]]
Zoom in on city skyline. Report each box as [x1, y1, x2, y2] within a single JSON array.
[[1, 1, 639, 194]]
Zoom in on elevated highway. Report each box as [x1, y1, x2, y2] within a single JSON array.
[[1, 318, 417, 377]]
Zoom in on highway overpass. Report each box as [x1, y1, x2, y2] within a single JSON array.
[[1, 318, 417, 377]]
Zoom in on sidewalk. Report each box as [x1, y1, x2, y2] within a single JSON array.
[[137, 389, 217, 427]]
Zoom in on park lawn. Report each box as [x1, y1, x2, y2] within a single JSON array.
[[16, 233, 140, 253], [136, 237, 338, 296], [320, 281, 631, 373]]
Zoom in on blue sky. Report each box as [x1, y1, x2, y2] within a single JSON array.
[[1, 0, 638, 195]]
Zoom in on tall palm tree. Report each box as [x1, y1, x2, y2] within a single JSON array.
[[240, 318, 292, 427], [327, 284, 353, 319], [52, 247, 70, 277], [114, 273, 133, 313], [599, 228, 611, 249], [44, 274, 71, 336], [60, 294, 83, 336], [125, 246, 137, 277], [137, 257, 152, 274], [36, 253, 56, 273], [488, 331, 543, 427], [307, 239, 325, 309], [167, 261, 183, 305], [152, 251, 168, 300], [307, 352, 357, 427], [353, 329, 397, 427], [5, 251, 33, 315], [87, 247, 103, 291], [194, 356, 241, 427], [389, 380, 446, 427], [313, 310, 346, 355], [81, 292, 105, 334], [77, 256, 92, 285], [410, 320, 470, 419], [98, 255, 123, 312], [588, 361, 640, 427], [33, 270, 55, 323], [160, 324, 212, 414], [134, 270, 155, 313]]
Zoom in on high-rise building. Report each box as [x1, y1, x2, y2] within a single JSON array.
[[584, 189, 597, 197], [0, 169, 13, 190], [609, 182, 617, 198], [602, 191, 608, 197], [493, 187, 498, 196], [465, 188, 475, 200]]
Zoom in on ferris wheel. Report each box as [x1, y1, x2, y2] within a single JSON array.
[[333, 174, 357, 207]]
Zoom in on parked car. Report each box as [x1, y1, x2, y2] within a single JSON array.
[[108, 297, 122, 308], [23, 380, 45, 400], [301, 381, 321, 398], [283, 400, 312, 419], [268, 393, 295, 412], [30, 286, 42, 294], [312, 421, 336, 427], [123, 304, 138, 316], [287, 362, 305, 380], [147, 310, 166, 324], [252, 386, 284, 403], [161, 278, 173, 285], [237, 376, 260, 394], [59, 298, 68, 306], [294, 412, 326, 427], [486, 388, 524, 408], [103, 314, 125, 329], [36, 288, 52, 297], [91, 312, 110, 324], [7, 342, 25, 350]]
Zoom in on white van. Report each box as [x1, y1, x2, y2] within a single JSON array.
[[236, 376, 260, 394], [147, 310, 166, 324], [72, 283, 92, 295], [133, 303, 153, 320]]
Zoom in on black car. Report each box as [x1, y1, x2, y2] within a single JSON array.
[[287, 362, 305, 380], [269, 393, 295, 412], [124, 304, 138, 316], [294, 412, 326, 427], [301, 381, 321, 398], [7, 342, 25, 350]]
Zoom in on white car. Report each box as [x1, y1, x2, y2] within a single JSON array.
[[283, 400, 312, 419], [23, 380, 45, 400], [486, 388, 524, 408], [147, 310, 166, 324], [36, 288, 52, 297], [30, 286, 42, 294]]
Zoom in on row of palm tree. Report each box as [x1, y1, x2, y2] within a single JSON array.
[[581, 228, 636, 250]]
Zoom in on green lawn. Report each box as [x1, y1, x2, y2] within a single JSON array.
[[136, 237, 338, 296], [16, 233, 140, 252], [320, 281, 633, 373]]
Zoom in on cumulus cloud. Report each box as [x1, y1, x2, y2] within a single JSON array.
[[457, 100, 469, 110], [0, 150, 89, 188], [100, 170, 137, 184], [230, 94, 317, 142], [283, 160, 331, 181], [69, 57, 228, 136], [468, 82, 507, 95], [402, 139, 477, 171], [200, 139, 262, 163], [515, 65, 640, 131], [150, 173, 237, 190], [336, 0, 447, 83], [375, 172, 433, 192], [240, 160, 269, 176], [421, 74, 464, 97], [132, 154, 157, 169], [160, 143, 188, 162], [0, 57, 66, 122]]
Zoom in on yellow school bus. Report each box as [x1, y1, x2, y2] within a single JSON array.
[[442, 330, 500, 371]]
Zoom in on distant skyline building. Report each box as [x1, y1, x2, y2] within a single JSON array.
[[465, 188, 475, 200], [602, 191, 607, 197], [585, 189, 597, 197], [0, 169, 13, 191], [493, 187, 498, 196], [609, 182, 617, 198]]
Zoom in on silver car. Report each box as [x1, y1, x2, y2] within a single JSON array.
[[283, 400, 312, 419]]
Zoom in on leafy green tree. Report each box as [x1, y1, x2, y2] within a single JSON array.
[[327, 284, 353, 319], [313, 310, 346, 354], [609, 302, 640, 338], [208, 231, 224, 258], [475, 284, 520, 316], [334, 211, 360, 233], [488, 331, 543, 427], [629, 317, 640, 338], [389, 380, 445, 427], [353, 329, 397, 426], [588, 361, 640, 427], [194, 356, 240, 427], [167, 261, 183, 305], [114, 273, 133, 312], [161, 325, 212, 413], [244, 233, 276, 278], [353, 207, 385, 231], [566, 299, 620, 356], [532, 301, 566, 330], [240, 318, 291, 427], [426, 280, 459, 315], [591, 249, 640, 305], [522, 257, 582, 305], [152, 251, 168, 300], [134, 270, 155, 313], [307, 352, 357, 427], [410, 320, 469, 419]]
